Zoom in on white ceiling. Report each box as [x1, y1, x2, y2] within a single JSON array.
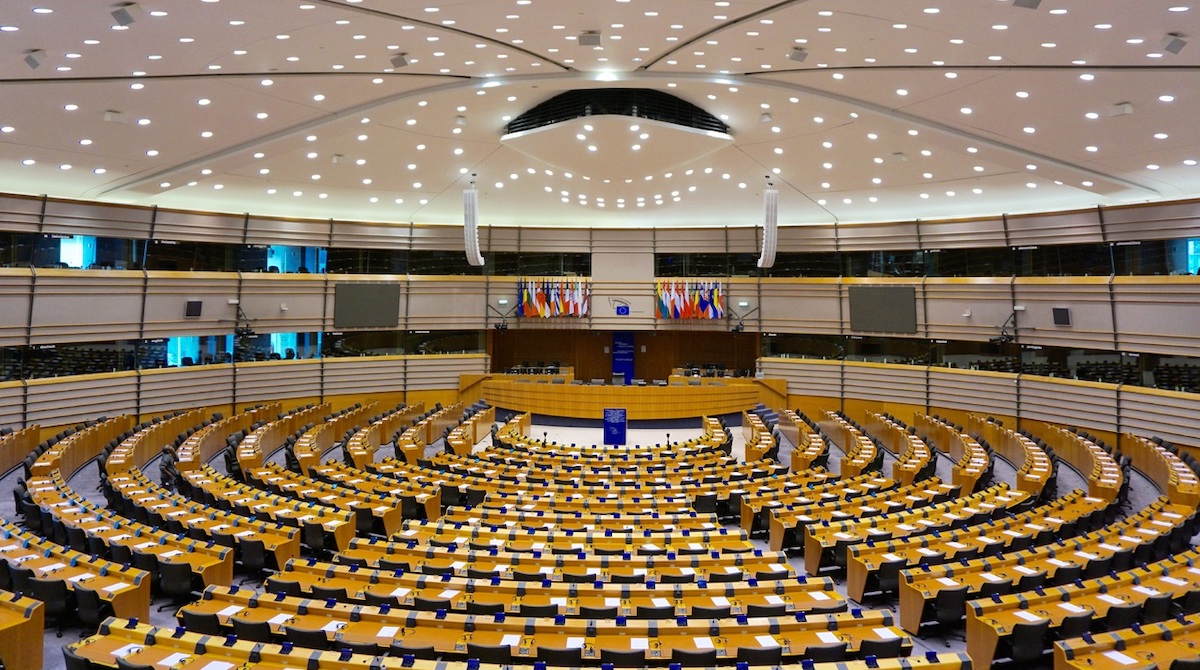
[[0, 0, 1197, 228]]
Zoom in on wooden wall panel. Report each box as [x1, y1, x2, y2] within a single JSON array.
[[654, 227, 732, 254], [836, 221, 921, 252], [0, 382, 24, 428], [1104, 199, 1200, 242], [0, 194, 45, 233], [483, 226, 520, 253], [328, 220, 410, 250], [1013, 278, 1114, 350], [1021, 376, 1119, 433], [29, 270, 144, 344], [142, 271, 241, 339], [776, 223, 838, 253], [843, 362, 926, 407], [405, 277, 487, 331], [758, 279, 843, 335], [1006, 208, 1103, 246], [922, 278, 1015, 342], [758, 358, 843, 400], [727, 226, 760, 255], [927, 367, 1018, 418], [41, 199, 153, 240], [1119, 387, 1200, 451], [239, 274, 329, 333], [406, 354, 488, 391], [153, 208, 246, 245], [512, 227, 591, 254], [245, 216, 330, 247], [409, 224, 467, 251], [918, 216, 1007, 250], [235, 360, 323, 405], [139, 365, 235, 418], [323, 357, 407, 397], [25, 372, 138, 427], [0, 269, 32, 347], [1111, 277, 1200, 357]]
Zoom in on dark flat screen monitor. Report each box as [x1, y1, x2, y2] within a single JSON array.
[[848, 286, 918, 334], [333, 283, 402, 329]]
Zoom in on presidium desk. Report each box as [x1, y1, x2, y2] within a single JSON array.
[[480, 378, 773, 421]]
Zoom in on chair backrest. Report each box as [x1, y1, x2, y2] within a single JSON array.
[[181, 609, 223, 636], [30, 577, 70, 614], [413, 596, 450, 612], [283, 625, 331, 650], [934, 585, 970, 625], [232, 616, 274, 643], [310, 584, 348, 602], [634, 605, 673, 619], [1104, 601, 1142, 631], [1009, 619, 1051, 663], [599, 649, 646, 667], [8, 564, 32, 595], [264, 576, 302, 597], [537, 646, 583, 666], [803, 642, 848, 662], [858, 637, 903, 659], [734, 644, 783, 665], [466, 643, 513, 665], [671, 648, 718, 665], [62, 645, 92, 670], [158, 560, 195, 598]]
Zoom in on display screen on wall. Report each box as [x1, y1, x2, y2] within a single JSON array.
[[333, 283, 401, 328], [848, 286, 918, 334]]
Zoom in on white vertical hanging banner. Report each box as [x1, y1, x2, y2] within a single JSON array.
[[757, 188, 778, 269], [464, 188, 485, 266]]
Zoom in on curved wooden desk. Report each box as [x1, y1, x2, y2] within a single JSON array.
[[482, 381, 760, 420]]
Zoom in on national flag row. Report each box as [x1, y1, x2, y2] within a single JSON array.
[[655, 280, 726, 320], [517, 278, 590, 318]]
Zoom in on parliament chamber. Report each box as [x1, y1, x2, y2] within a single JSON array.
[[5, 2, 1200, 669]]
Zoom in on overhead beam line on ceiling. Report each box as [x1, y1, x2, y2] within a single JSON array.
[[730, 144, 841, 224], [308, 0, 570, 72], [737, 74, 1160, 197], [4, 63, 1199, 90], [747, 63, 1200, 75], [0, 71, 469, 87], [87, 74, 562, 199], [91, 69, 1160, 201], [410, 143, 507, 219], [641, 0, 813, 71]]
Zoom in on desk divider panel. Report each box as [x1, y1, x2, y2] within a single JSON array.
[[323, 356, 408, 397], [24, 371, 139, 427], [1020, 376, 1119, 434], [139, 364, 236, 418]]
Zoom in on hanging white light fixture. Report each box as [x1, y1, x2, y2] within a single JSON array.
[[757, 179, 778, 269], [464, 175, 484, 266]]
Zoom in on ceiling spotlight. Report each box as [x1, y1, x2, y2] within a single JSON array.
[[111, 2, 143, 26], [578, 31, 602, 47], [455, 115, 468, 126], [102, 109, 127, 123], [788, 47, 808, 63], [23, 49, 46, 70], [1162, 32, 1188, 54], [389, 52, 409, 68], [1012, 0, 1041, 8], [759, 113, 773, 124]]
